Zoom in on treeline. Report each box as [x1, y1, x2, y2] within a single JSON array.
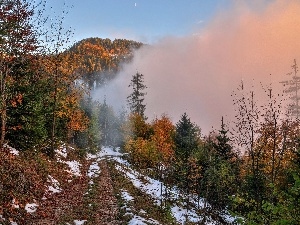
[[122, 72, 300, 224]]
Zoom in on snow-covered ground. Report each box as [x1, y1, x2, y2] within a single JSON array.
[[114, 160, 211, 224], [96, 146, 238, 225], [1, 144, 88, 225], [47, 175, 62, 194], [120, 189, 161, 225], [1, 145, 238, 225], [56, 145, 82, 177]]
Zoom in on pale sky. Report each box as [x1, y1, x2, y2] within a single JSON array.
[[44, 0, 233, 44]]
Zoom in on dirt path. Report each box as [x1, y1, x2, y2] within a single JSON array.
[[94, 160, 120, 225], [29, 159, 120, 225]]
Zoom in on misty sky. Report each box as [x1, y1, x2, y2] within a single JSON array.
[[44, 0, 300, 135]]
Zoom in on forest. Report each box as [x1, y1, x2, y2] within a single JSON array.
[[0, 0, 300, 224]]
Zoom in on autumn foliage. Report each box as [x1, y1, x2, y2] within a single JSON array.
[[69, 38, 143, 89], [124, 114, 175, 168]]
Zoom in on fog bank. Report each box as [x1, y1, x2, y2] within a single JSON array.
[[93, 0, 300, 134]]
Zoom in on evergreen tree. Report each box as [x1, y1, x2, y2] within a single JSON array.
[[200, 121, 241, 210], [6, 63, 49, 150], [99, 97, 110, 146], [280, 59, 300, 119], [98, 97, 121, 147], [0, 0, 39, 148], [174, 113, 200, 162], [213, 117, 235, 160], [173, 113, 200, 209], [127, 72, 147, 119]]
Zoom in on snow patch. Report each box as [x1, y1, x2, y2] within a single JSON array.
[[87, 146, 124, 161], [100, 146, 123, 158], [89, 146, 236, 225], [55, 145, 81, 176], [47, 175, 62, 194], [113, 151, 235, 225], [25, 203, 38, 213], [128, 216, 147, 225], [86, 153, 97, 160], [4, 144, 19, 156], [65, 160, 81, 176], [55, 145, 67, 158], [87, 161, 100, 178], [128, 215, 161, 225], [73, 219, 87, 225], [121, 190, 134, 202], [140, 209, 146, 214], [11, 199, 19, 209], [171, 205, 204, 224], [115, 164, 163, 205]]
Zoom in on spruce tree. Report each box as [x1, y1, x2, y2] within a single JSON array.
[[174, 113, 200, 161], [213, 117, 234, 160], [98, 97, 121, 147], [127, 72, 147, 119], [174, 113, 200, 199]]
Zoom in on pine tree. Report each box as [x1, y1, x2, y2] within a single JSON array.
[[213, 117, 235, 160], [98, 97, 121, 147], [127, 72, 147, 119], [173, 112, 200, 211], [280, 59, 300, 119], [201, 119, 241, 210], [174, 113, 200, 162]]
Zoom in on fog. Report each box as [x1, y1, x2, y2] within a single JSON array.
[[93, 0, 300, 135]]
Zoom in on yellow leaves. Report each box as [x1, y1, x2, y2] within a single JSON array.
[[125, 137, 159, 168], [67, 109, 89, 132], [38, 49, 89, 136], [11, 124, 22, 131], [125, 113, 151, 140], [56, 93, 89, 132], [242, 119, 299, 185], [124, 114, 175, 168], [151, 115, 175, 162], [188, 157, 202, 192], [102, 52, 108, 58], [39, 51, 81, 81], [10, 93, 23, 107]]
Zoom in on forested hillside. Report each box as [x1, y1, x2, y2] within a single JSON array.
[[68, 38, 143, 89]]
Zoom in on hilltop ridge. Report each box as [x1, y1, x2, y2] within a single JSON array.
[[67, 37, 143, 89]]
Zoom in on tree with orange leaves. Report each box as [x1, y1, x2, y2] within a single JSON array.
[[151, 115, 175, 163], [124, 114, 175, 168]]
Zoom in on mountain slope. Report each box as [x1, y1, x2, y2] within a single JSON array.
[[68, 38, 143, 89]]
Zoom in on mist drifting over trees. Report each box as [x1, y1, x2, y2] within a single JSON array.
[[91, 0, 300, 134]]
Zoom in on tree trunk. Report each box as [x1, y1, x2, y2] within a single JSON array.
[[0, 103, 6, 149], [0, 70, 6, 149], [50, 70, 58, 158]]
